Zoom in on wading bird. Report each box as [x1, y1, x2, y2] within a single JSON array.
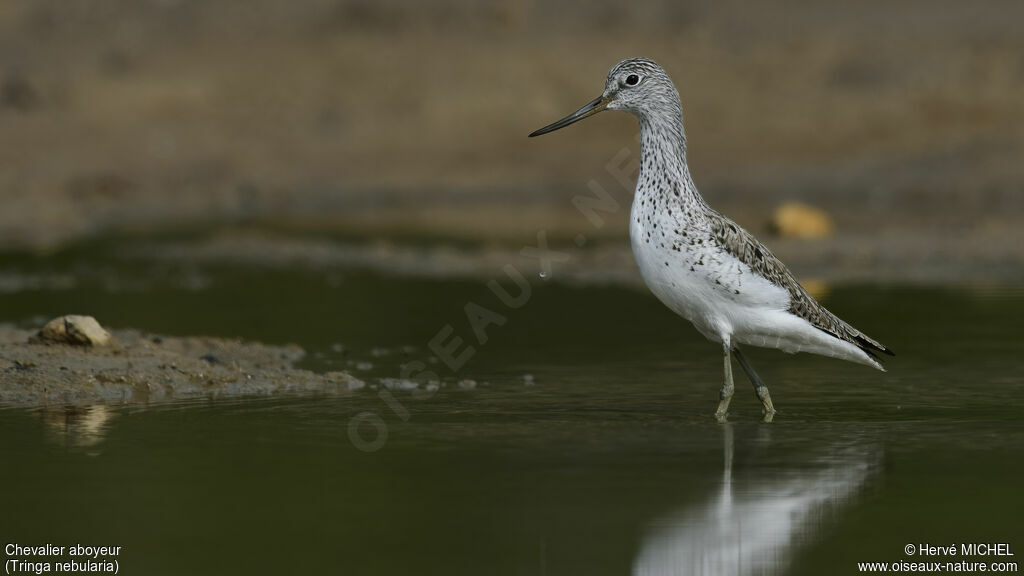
[[530, 58, 892, 420]]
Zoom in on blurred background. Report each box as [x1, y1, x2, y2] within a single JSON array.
[[1, 0, 1022, 283]]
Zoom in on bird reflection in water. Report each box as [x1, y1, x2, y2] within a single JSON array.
[[633, 425, 878, 575]]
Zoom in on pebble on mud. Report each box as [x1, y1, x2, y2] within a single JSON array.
[[33, 315, 113, 347], [768, 202, 835, 240]]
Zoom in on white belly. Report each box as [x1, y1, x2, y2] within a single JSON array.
[[628, 201, 879, 367]]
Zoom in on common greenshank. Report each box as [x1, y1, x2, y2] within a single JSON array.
[[530, 57, 892, 420]]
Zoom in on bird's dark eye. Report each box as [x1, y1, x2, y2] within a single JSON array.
[[625, 74, 640, 86]]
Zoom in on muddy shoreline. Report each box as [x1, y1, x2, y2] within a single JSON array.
[[0, 323, 363, 407]]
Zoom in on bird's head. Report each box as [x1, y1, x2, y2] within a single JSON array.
[[529, 57, 679, 137]]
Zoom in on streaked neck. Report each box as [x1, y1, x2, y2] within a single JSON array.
[[637, 104, 701, 205]]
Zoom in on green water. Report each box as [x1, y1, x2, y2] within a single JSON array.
[[1, 240, 1023, 575]]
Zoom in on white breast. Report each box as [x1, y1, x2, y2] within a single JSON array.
[[629, 198, 791, 344]]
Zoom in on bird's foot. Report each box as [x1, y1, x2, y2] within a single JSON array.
[[714, 399, 732, 422], [755, 386, 776, 422]]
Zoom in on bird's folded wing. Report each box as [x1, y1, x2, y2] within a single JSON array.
[[708, 212, 893, 357]]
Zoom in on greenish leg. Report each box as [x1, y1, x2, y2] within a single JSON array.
[[732, 345, 776, 420], [715, 341, 735, 422]]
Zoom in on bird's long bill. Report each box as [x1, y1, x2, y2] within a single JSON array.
[[528, 96, 610, 137]]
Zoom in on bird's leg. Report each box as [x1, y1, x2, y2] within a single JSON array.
[[714, 341, 735, 422], [731, 345, 776, 420]]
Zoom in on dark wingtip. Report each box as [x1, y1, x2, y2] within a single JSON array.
[[855, 334, 894, 359], [815, 321, 894, 362]]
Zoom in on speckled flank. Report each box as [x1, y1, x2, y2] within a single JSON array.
[[706, 213, 890, 357]]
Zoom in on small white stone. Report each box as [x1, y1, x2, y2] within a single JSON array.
[[36, 315, 112, 347]]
